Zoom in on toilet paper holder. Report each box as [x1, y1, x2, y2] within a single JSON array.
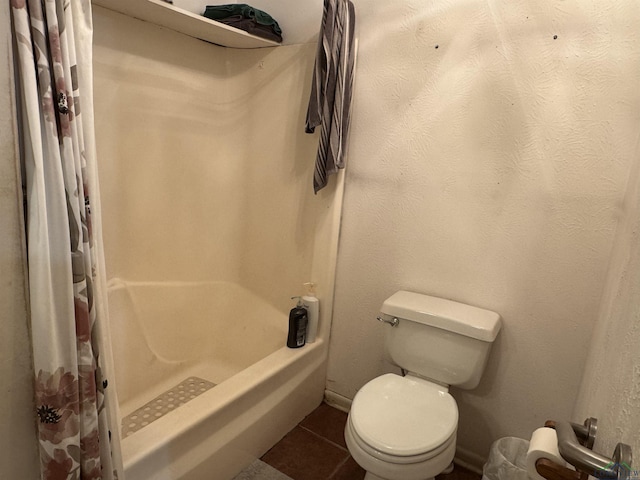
[[538, 417, 633, 480]]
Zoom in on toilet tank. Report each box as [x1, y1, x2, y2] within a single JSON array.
[[380, 291, 501, 389]]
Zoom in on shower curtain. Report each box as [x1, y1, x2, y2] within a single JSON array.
[[11, 0, 124, 478]]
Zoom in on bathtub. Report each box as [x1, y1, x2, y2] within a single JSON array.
[[107, 279, 327, 479]]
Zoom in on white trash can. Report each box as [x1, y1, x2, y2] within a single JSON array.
[[482, 437, 530, 480]]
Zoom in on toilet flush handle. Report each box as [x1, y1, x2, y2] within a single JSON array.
[[376, 316, 399, 327]]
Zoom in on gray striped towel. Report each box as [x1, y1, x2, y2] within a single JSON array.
[[305, 0, 356, 193]]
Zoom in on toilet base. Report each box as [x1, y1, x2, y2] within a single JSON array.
[[442, 462, 454, 474], [364, 474, 434, 480]]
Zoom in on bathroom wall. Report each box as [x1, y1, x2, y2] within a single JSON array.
[[327, 0, 640, 467], [93, 6, 338, 319], [0, 3, 40, 478], [573, 136, 640, 460]]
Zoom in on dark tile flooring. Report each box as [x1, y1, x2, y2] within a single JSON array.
[[261, 402, 482, 480]]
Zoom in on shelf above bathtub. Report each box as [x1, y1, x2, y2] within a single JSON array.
[[93, 0, 281, 49]]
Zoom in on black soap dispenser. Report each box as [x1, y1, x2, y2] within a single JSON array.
[[287, 296, 308, 348]]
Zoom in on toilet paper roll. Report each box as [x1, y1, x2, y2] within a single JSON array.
[[526, 427, 566, 480]]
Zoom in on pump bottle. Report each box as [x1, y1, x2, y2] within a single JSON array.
[[302, 282, 319, 344]]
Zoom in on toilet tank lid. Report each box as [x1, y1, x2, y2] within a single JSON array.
[[380, 291, 501, 342]]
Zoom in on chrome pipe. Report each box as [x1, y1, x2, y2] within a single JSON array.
[[569, 422, 589, 441], [570, 418, 597, 449], [556, 421, 630, 479]]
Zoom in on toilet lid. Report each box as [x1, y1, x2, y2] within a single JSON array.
[[350, 374, 458, 457]]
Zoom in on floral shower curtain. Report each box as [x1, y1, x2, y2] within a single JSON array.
[[11, 0, 124, 478]]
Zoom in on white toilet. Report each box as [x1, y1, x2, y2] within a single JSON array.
[[345, 291, 501, 480]]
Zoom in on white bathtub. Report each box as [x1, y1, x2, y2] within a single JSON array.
[[108, 280, 327, 479]]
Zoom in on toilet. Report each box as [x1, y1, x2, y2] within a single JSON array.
[[344, 291, 501, 480]]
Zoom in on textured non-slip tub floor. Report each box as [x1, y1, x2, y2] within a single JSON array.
[[235, 402, 482, 480], [121, 376, 216, 437]]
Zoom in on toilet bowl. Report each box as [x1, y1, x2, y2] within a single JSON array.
[[345, 373, 458, 480], [345, 291, 501, 480]]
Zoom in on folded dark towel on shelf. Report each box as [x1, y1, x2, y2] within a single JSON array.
[[214, 15, 283, 42], [203, 4, 283, 42]]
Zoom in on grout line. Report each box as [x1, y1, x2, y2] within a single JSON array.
[[327, 454, 352, 479], [298, 424, 350, 453]]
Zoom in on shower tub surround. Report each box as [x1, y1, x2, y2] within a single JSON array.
[[109, 280, 327, 479], [93, 6, 344, 478]]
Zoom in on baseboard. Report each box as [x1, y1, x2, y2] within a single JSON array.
[[323, 389, 352, 413], [454, 445, 486, 475]]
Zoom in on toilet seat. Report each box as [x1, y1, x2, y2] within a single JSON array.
[[347, 416, 456, 464], [350, 373, 458, 458]]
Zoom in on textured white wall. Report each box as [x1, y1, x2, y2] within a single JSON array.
[[327, 0, 640, 466], [573, 138, 640, 461], [0, 3, 40, 478]]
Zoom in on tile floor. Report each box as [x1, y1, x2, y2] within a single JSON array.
[[259, 402, 482, 480]]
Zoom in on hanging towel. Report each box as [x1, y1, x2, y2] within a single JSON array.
[[203, 4, 283, 42], [305, 0, 356, 193]]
